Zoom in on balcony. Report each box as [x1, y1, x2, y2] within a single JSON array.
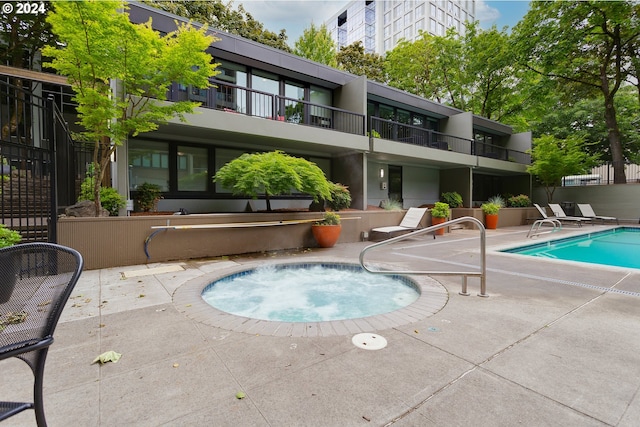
[[167, 80, 366, 136], [370, 117, 530, 165]]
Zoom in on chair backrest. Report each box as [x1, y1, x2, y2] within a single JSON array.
[[399, 207, 428, 228], [576, 204, 596, 217], [548, 204, 566, 218], [0, 243, 83, 352], [533, 204, 548, 218]]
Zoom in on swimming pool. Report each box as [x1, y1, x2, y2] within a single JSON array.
[[201, 263, 420, 322], [503, 227, 640, 270]]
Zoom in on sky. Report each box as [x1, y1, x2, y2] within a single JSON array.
[[240, 0, 532, 43]]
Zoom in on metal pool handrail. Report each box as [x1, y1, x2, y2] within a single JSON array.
[[359, 216, 488, 297]]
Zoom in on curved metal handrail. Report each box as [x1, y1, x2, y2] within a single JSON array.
[[526, 218, 562, 238], [359, 216, 488, 297]]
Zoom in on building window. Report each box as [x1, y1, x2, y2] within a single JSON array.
[[251, 70, 278, 118], [430, 18, 437, 33], [416, 3, 425, 18], [129, 140, 170, 192], [177, 146, 208, 191]]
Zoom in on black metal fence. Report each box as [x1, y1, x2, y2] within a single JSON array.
[[1, 79, 56, 242], [0, 78, 88, 243]]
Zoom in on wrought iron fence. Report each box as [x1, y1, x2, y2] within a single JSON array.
[[1, 79, 55, 242]]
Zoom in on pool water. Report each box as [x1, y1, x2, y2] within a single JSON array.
[[201, 264, 420, 322], [504, 228, 640, 270]]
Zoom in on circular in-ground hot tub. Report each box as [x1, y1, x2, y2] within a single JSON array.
[[173, 260, 448, 337]]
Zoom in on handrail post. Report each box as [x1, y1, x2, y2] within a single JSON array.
[[359, 216, 488, 297]]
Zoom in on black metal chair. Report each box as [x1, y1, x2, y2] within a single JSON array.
[[0, 243, 83, 426]]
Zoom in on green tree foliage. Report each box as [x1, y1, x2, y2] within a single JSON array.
[[0, 2, 56, 138], [213, 151, 332, 212], [293, 23, 337, 67], [0, 2, 54, 70], [336, 42, 385, 83], [145, 0, 291, 52], [513, 1, 640, 183], [43, 0, 219, 216], [531, 85, 640, 164], [385, 24, 527, 123], [527, 135, 600, 203]]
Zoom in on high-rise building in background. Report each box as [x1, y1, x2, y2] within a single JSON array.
[[326, 0, 476, 55]]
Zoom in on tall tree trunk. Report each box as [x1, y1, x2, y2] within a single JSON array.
[[602, 95, 626, 184]]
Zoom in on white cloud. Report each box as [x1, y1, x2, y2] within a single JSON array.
[[240, 0, 349, 41], [475, 0, 501, 24]]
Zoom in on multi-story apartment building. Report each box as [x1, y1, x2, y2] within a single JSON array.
[[1, 1, 528, 223], [326, 0, 476, 54]]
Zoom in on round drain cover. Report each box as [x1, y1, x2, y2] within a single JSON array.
[[352, 333, 387, 350]]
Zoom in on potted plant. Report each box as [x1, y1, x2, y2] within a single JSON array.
[[481, 202, 500, 229], [134, 182, 163, 212], [311, 211, 342, 248], [430, 202, 450, 236], [0, 224, 22, 303]]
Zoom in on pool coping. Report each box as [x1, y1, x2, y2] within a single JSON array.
[[173, 257, 449, 337]]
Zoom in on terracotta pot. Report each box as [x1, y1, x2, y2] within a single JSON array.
[[431, 216, 447, 235], [485, 214, 498, 229], [311, 224, 342, 248]]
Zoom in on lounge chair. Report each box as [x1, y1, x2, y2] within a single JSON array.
[[533, 204, 584, 227], [371, 207, 428, 236], [548, 203, 592, 226], [576, 204, 619, 224]]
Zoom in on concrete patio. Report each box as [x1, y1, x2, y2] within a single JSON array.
[[2, 224, 640, 426]]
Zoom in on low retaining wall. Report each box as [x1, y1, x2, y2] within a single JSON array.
[[452, 207, 539, 228], [58, 210, 416, 270]]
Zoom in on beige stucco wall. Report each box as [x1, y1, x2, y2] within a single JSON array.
[[57, 210, 412, 270]]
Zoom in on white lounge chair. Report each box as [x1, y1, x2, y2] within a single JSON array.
[[371, 207, 428, 235], [576, 204, 619, 224], [533, 204, 583, 227], [548, 203, 591, 226]]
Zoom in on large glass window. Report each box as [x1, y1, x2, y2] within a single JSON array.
[[129, 140, 170, 191], [177, 146, 208, 191], [251, 70, 278, 118], [215, 60, 247, 114], [283, 81, 305, 123], [310, 86, 332, 127]]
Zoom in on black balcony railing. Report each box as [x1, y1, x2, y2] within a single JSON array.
[[167, 80, 365, 136], [370, 116, 530, 165], [472, 140, 531, 164]]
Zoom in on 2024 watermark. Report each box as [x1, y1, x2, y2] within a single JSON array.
[[2, 2, 46, 15]]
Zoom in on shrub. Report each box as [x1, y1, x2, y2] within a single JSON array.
[[327, 183, 351, 211], [481, 202, 500, 215], [135, 182, 163, 212], [78, 165, 125, 216], [441, 191, 463, 208], [380, 199, 403, 210], [488, 195, 506, 208], [508, 194, 531, 207], [431, 202, 450, 218], [0, 224, 21, 248], [316, 211, 341, 225]]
